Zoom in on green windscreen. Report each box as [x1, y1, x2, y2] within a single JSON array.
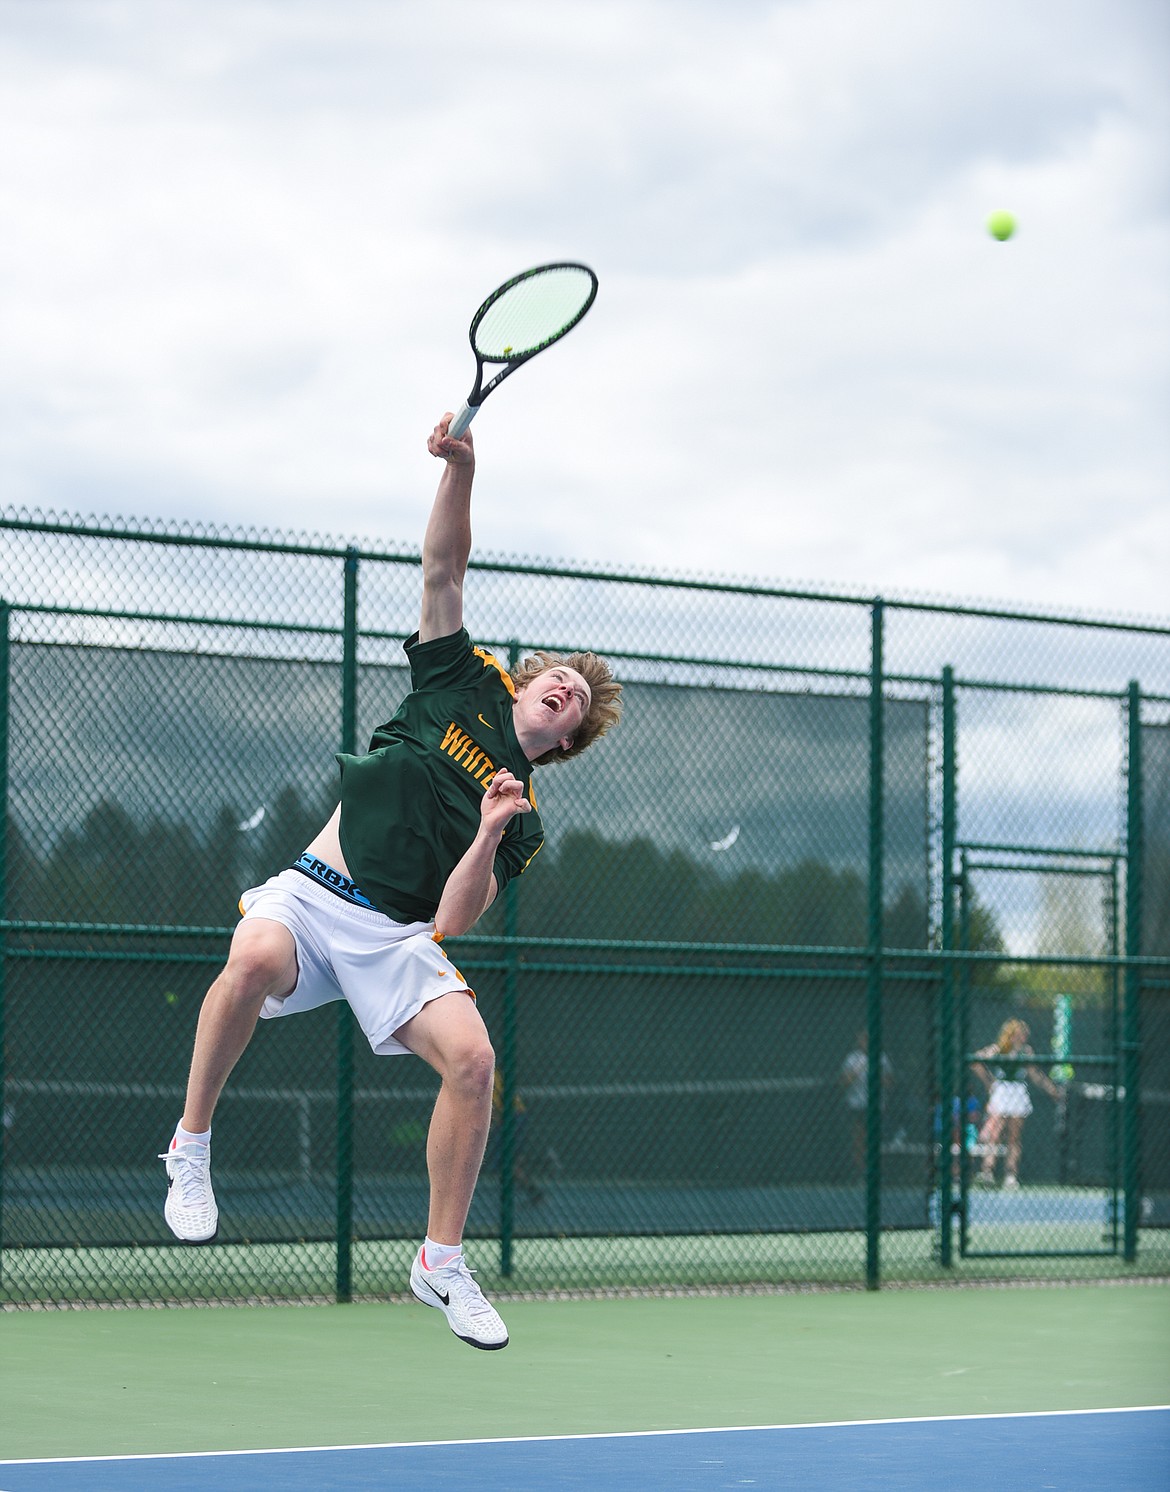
[[2, 646, 930, 1249], [5, 513, 1164, 1303]]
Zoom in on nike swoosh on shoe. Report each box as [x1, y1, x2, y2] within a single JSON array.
[[420, 1276, 450, 1306]]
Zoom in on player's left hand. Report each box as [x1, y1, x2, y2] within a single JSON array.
[[480, 769, 531, 833]]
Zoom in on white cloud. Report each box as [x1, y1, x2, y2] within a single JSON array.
[[1, 0, 1167, 618]]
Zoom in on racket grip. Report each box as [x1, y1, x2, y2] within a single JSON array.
[[447, 402, 479, 440]]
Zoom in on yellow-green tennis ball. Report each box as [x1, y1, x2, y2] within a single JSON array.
[[987, 210, 1016, 241]]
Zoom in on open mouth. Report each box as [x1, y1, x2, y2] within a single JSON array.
[[542, 692, 565, 715]]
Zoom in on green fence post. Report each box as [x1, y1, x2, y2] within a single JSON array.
[[499, 879, 519, 1278], [0, 602, 8, 1279], [499, 641, 521, 1278], [335, 548, 360, 1303], [938, 665, 956, 1266], [866, 599, 885, 1291], [1123, 681, 1143, 1263], [958, 850, 972, 1258], [1108, 858, 1122, 1252]]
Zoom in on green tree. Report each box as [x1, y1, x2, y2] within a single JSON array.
[[1013, 870, 1110, 1008], [512, 830, 935, 954]]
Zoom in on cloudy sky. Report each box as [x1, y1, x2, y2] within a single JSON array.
[[2, 0, 1167, 619]]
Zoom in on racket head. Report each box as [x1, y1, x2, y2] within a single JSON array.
[[469, 262, 598, 364]]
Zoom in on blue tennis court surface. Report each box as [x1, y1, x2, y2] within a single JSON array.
[[1, 1408, 1165, 1491]]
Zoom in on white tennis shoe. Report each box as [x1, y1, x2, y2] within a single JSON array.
[[409, 1250, 509, 1350], [160, 1141, 219, 1243]]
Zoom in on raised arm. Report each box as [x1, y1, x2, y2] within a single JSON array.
[[419, 415, 476, 644]]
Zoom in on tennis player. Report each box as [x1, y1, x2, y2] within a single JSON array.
[[160, 415, 621, 1350], [971, 1018, 1061, 1188]]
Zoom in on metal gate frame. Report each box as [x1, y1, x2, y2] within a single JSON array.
[[954, 845, 1121, 1259], [935, 673, 1146, 1269]]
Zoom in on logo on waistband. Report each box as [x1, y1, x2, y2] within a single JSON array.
[[295, 854, 375, 908]]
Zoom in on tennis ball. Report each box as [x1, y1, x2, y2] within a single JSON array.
[[987, 210, 1016, 241]]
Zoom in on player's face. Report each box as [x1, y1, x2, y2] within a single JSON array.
[[514, 666, 592, 751]]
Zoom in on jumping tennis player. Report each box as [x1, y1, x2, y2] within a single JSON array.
[[160, 415, 621, 1349]]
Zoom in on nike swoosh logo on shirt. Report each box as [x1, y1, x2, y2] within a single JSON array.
[[477, 714, 494, 729]]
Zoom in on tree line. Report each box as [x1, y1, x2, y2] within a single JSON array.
[[6, 790, 1009, 961]]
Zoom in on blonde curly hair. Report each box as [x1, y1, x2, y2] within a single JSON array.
[[996, 1018, 1030, 1053], [511, 649, 622, 766]]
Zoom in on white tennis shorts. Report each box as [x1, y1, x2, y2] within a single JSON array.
[[239, 869, 473, 1056], [988, 1080, 1032, 1119]]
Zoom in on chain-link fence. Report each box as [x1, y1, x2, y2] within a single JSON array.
[[1, 510, 1167, 1307]]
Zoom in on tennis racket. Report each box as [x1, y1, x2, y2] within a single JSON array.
[[447, 262, 598, 439]]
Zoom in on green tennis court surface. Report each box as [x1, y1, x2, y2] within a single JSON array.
[[2, 1283, 1166, 1463]]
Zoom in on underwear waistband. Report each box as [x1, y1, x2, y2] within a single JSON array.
[[291, 852, 378, 911]]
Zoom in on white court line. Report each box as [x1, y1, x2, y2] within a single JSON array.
[[1, 1404, 1166, 1466]]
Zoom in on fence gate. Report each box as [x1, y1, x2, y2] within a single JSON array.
[[948, 846, 1124, 1262], [932, 665, 1150, 1271]]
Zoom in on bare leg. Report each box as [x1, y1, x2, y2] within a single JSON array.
[[1003, 1116, 1024, 1182], [852, 1114, 865, 1175], [979, 1114, 1003, 1179], [394, 991, 494, 1245], [180, 918, 298, 1132]]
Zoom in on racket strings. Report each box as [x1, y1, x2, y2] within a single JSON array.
[[473, 268, 595, 360]]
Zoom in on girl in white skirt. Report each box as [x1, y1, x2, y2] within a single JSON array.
[[971, 1019, 1061, 1188]]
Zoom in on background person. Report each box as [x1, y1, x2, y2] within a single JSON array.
[[839, 1028, 893, 1176], [971, 1018, 1061, 1189]]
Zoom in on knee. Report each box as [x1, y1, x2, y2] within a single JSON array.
[[444, 1036, 496, 1101]]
